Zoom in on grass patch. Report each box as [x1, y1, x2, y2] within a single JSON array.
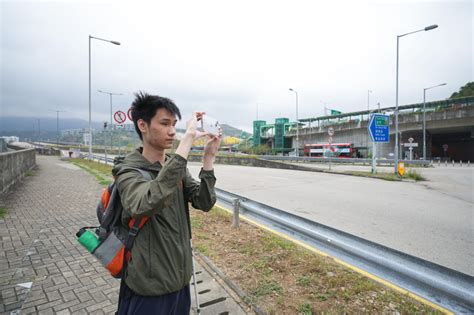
[[71, 159, 113, 186], [297, 302, 313, 314], [191, 205, 443, 313], [195, 244, 209, 256], [405, 169, 425, 181], [0, 207, 7, 218], [250, 279, 283, 297], [25, 170, 35, 176], [71, 158, 113, 175]]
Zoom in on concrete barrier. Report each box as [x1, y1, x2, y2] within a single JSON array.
[[187, 154, 326, 172], [0, 148, 36, 194]]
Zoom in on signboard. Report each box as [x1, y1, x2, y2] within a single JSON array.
[[83, 133, 91, 145], [114, 110, 127, 124], [330, 109, 342, 116], [328, 127, 335, 137], [442, 144, 448, 152], [127, 108, 133, 121], [368, 114, 389, 143], [403, 143, 418, 147]]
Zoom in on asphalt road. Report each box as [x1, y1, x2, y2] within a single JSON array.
[[187, 162, 474, 276]]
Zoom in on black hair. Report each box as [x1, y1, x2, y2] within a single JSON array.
[[130, 91, 181, 140]]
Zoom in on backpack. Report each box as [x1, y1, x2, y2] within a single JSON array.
[[76, 168, 152, 279]]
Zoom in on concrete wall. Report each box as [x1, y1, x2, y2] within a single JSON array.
[[0, 148, 36, 194]]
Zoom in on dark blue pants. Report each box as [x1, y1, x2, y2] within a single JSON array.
[[118, 285, 191, 315]]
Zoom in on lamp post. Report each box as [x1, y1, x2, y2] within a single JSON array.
[[89, 35, 121, 159], [367, 90, 372, 111], [289, 88, 299, 156], [98, 89, 122, 152], [394, 24, 438, 174], [423, 83, 446, 160], [48, 109, 66, 145]]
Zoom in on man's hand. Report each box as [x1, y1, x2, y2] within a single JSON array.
[[176, 112, 208, 160], [203, 133, 221, 170], [184, 112, 208, 141]]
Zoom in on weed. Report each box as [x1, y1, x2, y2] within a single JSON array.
[[99, 180, 112, 186], [250, 279, 283, 297], [211, 206, 231, 218], [0, 207, 7, 218], [191, 217, 203, 229], [195, 244, 209, 256], [262, 234, 295, 251], [25, 171, 34, 176], [297, 275, 312, 287], [297, 303, 313, 315], [405, 169, 424, 181]]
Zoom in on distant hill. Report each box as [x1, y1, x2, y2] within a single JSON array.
[[220, 124, 250, 138], [0, 116, 250, 140]]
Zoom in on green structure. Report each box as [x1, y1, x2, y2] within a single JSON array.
[[252, 118, 296, 154]]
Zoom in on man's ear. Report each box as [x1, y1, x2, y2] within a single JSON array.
[[137, 119, 148, 135]]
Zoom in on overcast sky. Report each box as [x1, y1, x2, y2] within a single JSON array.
[[1, 0, 472, 132]]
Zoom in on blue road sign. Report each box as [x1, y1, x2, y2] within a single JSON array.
[[368, 114, 390, 143]]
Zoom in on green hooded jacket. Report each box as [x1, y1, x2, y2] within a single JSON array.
[[112, 148, 216, 296]]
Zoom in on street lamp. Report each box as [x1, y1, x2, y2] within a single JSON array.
[[89, 35, 121, 159], [97, 90, 123, 128], [423, 83, 446, 160], [98, 90, 122, 153], [48, 109, 66, 145], [289, 88, 299, 156], [367, 90, 372, 111], [394, 24, 438, 174]]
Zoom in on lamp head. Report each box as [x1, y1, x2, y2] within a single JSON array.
[[424, 24, 438, 31], [110, 41, 121, 45]]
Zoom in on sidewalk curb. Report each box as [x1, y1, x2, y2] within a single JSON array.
[[195, 252, 266, 315]]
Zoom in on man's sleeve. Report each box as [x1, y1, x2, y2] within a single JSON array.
[[183, 168, 216, 212], [115, 154, 187, 217]]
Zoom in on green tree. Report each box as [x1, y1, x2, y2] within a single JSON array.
[[450, 82, 474, 99]]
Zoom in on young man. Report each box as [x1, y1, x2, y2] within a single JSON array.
[[112, 92, 220, 314]]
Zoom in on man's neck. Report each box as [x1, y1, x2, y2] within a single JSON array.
[[142, 145, 166, 166]]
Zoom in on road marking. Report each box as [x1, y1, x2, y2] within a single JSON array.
[[214, 204, 453, 315]]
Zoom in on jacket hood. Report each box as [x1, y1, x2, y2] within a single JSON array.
[[112, 148, 171, 176]]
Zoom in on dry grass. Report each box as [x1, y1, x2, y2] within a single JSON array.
[[191, 207, 442, 314]]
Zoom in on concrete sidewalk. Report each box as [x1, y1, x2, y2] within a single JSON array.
[[0, 155, 248, 314]]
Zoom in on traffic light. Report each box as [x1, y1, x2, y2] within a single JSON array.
[[103, 122, 108, 129]]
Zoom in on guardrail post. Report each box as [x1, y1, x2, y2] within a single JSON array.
[[460, 160, 462, 167], [438, 160, 440, 166], [468, 160, 470, 167], [232, 198, 240, 228], [452, 160, 455, 167], [445, 160, 447, 167]]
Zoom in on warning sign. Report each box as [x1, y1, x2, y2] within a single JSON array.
[[114, 110, 126, 124]]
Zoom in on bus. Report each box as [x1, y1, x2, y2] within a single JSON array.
[[303, 143, 357, 158]]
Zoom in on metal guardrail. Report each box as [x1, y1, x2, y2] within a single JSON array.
[[215, 188, 474, 314], [259, 155, 432, 166]]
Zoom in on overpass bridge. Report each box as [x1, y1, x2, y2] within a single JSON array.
[[253, 96, 474, 161]]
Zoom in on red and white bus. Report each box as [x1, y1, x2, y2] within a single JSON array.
[[303, 143, 357, 158]]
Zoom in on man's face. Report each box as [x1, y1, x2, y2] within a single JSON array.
[[139, 108, 177, 151]]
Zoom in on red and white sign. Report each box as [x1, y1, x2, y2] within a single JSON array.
[[114, 110, 127, 124], [127, 108, 133, 121]]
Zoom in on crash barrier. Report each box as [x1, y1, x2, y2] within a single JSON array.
[[259, 155, 431, 166], [0, 148, 36, 194], [215, 188, 474, 314], [436, 159, 471, 167]]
